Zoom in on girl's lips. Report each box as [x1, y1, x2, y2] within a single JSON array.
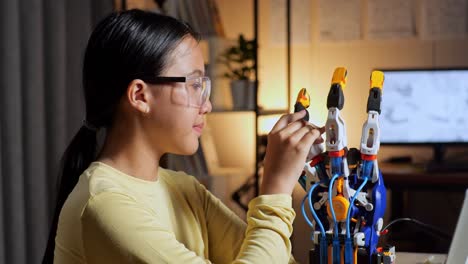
[[193, 123, 204, 134]]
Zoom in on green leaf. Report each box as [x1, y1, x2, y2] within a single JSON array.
[[216, 34, 257, 80]]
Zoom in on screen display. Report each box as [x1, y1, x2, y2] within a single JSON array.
[[380, 69, 468, 144]]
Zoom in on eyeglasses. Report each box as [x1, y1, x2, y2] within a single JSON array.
[[144, 76, 211, 108]]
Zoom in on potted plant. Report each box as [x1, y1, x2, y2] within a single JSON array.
[[217, 34, 256, 110]]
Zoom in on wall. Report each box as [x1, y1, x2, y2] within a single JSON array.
[[214, 0, 468, 262], [214, 0, 468, 166]]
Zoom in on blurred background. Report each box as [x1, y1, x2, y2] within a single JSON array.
[[1, 0, 468, 263]]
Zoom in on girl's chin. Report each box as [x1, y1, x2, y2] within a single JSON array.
[[187, 139, 200, 154], [173, 138, 199, 156]]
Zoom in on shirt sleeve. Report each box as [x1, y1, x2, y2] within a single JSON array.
[[194, 180, 297, 264], [82, 186, 297, 264], [81, 192, 212, 264]]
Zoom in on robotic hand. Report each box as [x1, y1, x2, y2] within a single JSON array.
[[297, 68, 396, 264]]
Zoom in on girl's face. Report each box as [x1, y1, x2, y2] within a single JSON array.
[[144, 37, 212, 155]]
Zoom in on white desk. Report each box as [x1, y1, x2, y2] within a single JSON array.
[[397, 252, 447, 264]]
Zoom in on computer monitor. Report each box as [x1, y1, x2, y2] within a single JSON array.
[[379, 68, 468, 164]]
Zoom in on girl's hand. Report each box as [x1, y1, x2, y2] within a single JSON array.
[[261, 110, 324, 195]]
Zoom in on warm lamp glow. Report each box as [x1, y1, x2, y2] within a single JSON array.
[[258, 96, 288, 110], [206, 112, 255, 170], [258, 114, 282, 135], [258, 111, 327, 136]]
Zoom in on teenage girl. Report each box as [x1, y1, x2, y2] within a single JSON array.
[[43, 9, 323, 264]]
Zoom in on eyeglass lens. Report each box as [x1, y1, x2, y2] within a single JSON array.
[[186, 77, 210, 107]]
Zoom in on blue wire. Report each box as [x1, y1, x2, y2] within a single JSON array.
[[328, 174, 340, 237], [345, 177, 369, 239], [307, 182, 328, 264], [344, 173, 370, 264], [308, 182, 326, 235], [301, 194, 314, 228]]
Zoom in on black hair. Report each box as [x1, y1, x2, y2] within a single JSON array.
[[42, 9, 200, 263]]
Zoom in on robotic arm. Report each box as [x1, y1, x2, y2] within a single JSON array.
[[297, 69, 395, 264]]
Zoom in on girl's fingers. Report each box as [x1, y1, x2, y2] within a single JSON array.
[[300, 128, 322, 150], [314, 136, 324, 144], [279, 120, 306, 136], [288, 125, 315, 145], [270, 110, 306, 133], [289, 126, 323, 151]]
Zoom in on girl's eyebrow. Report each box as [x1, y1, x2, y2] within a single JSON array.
[[186, 69, 204, 77]]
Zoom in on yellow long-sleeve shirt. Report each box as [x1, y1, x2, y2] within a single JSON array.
[[54, 162, 296, 263]]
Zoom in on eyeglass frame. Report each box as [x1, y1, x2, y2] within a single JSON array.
[[142, 76, 211, 108]]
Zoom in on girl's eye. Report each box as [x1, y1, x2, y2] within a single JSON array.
[[191, 82, 202, 90]]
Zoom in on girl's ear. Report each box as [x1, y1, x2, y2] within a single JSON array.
[[126, 79, 152, 114]]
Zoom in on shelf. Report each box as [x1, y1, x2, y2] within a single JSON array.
[[211, 109, 255, 113], [210, 109, 287, 115], [258, 109, 288, 115]]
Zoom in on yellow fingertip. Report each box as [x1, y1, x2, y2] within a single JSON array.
[[370, 70, 384, 90], [331, 67, 347, 90]]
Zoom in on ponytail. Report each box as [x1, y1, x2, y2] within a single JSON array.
[[42, 125, 98, 263]]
